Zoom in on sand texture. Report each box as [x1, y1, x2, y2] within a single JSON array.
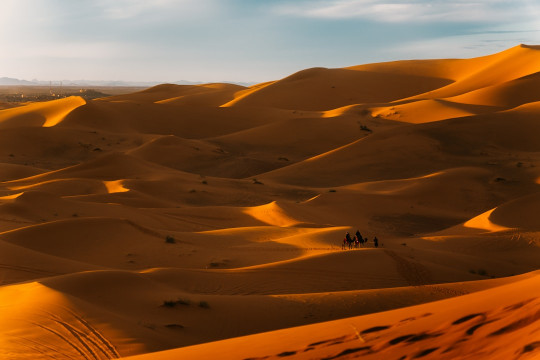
[[1, 44, 540, 359]]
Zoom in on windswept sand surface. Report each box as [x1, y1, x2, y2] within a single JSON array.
[[1, 45, 540, 359]]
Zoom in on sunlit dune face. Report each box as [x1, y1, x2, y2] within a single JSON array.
[[42, 97, 86, 127], [0, 282, 127, 359], [220, 81, 275, 107], [463, 208, 511, 232], [2, 45, 540, 360], [0, 192, 24, 200], [103, 180, 130, 194], [321, 104, 359, 118], [0, 97, 86, 129], [243, 201, 300, 227]]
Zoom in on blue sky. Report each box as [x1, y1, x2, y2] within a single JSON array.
[[1, 0, 539, 83]]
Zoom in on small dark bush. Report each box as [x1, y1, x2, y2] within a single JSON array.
[[162, 298, 191, 307], [252, 178, 263, 185], [478, 269, 487, 276], [165, 235, 176, 244], [359, 125, 372, 132], [329, 189, 337, 192], [199, 301, 210, 309], [162, 300, 177, 307], [165, 324, 184, 329]]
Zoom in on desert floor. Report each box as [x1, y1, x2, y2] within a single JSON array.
[[1, 44, 540, 359]]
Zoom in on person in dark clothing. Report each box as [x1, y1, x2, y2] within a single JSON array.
[[374, 236, 379, 248], [345, 232, 353, 249]]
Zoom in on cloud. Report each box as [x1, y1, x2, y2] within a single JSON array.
[[386, 27, 540, 61], [275, 0, 539, 23], [93, 0, 215, 20]]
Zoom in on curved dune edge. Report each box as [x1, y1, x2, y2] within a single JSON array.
[[120, 271, 540, 360], [243, 201, 301, 227], [220, 81, 276, 107], [104, 180, 130, 194], [463, 208, 512, 233], [0, 192, 24, 200], [0, 96, 86, 128], [0, 45, 540, 360]]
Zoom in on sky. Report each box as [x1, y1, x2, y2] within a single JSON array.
[[1, 0, 539, 84]]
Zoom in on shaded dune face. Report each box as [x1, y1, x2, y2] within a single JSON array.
[[1, 44, 540, 360]]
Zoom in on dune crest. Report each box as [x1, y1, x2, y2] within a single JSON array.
[[0, 96, 86, 128], [1, 45, 540, 359], [463, 208, 512, 233], [243, 201, 301, 227]]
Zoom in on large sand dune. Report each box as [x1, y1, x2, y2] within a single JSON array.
[[1, 45, 539, 359]]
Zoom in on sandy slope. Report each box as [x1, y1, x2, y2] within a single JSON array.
[[0, 96, 85, 128], [222, 67, 452, 110], [122, 271, 540, 360], [0, 45, 539, 359]]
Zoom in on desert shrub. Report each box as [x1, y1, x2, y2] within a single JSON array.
[[162, 298, 191, 307], [165, 324, 184, 329], [198, 301, 210, 309], [165, 235, 175, 244], [162, 300, 177, 307], [359, 124, 372, 132], [478, 269, 487, 276]]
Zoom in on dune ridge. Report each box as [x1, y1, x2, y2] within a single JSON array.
[[1, 45, 540, 359]]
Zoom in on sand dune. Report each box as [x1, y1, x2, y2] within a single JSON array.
[[448, 71, 540, 108], [0, 96, 85, 129], [0, 163, 45, 181], [122, 271, 540, 360], [1, 45, 540, 359], [103, 83, 245, 105], [223, 67, 452, 110], [370, 99, 497, 124]]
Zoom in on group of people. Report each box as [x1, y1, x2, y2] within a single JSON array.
[[342, 230, 378, 250]]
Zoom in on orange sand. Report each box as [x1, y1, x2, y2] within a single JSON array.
[[0, 44, 539, 359]]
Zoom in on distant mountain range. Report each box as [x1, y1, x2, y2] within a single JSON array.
[[0, 77, 254, 87]]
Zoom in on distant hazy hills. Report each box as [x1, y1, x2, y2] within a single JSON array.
[[0, 77, 254, 87], [0, 77, 36, 86]]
